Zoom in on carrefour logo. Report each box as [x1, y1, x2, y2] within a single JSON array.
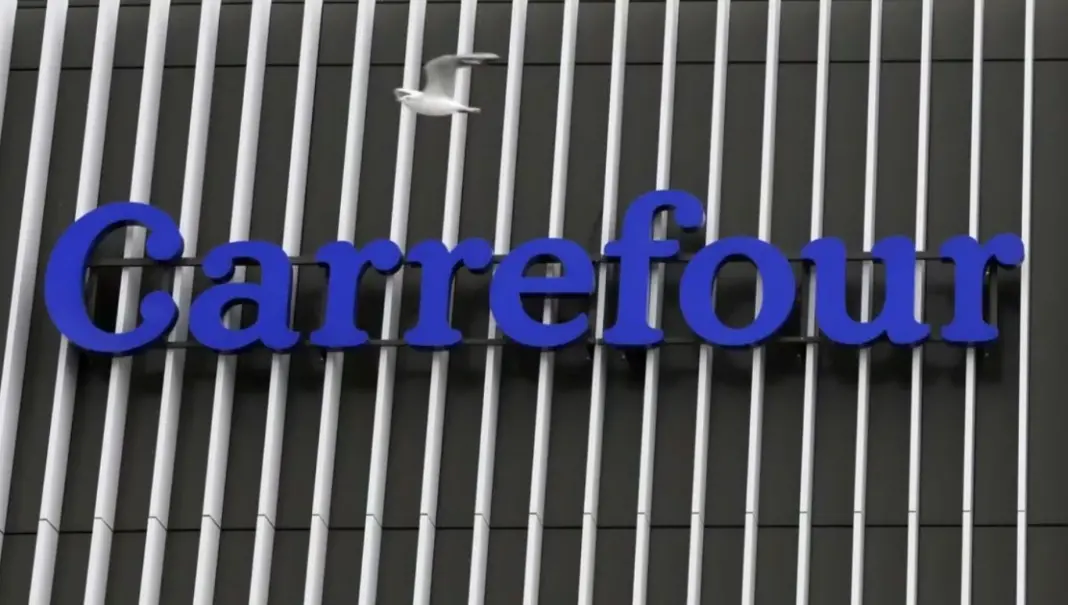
[[43, 190, 1025, 355]]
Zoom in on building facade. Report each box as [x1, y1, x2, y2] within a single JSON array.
[[0, 0, 1063, 603]]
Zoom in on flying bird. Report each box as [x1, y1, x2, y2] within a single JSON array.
[[394, 52, 500, 117]]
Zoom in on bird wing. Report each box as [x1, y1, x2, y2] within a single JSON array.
[[422, 52, 500, 97]]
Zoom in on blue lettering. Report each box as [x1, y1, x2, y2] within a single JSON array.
[[802, 235, 931, 346], [603, 189, 705, 347], [188, 241, 300, 353], [404, 238, 494, 348], [679, 236, 796, 347], [44, 192, 1026, 354], [44, 202, 182, 354], [310, 240, 404, 349], [490, 238, 594, 349], [939, 233, 1025, 344]]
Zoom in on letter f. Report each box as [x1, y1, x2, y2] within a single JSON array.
[[603, 189, 705, 346]]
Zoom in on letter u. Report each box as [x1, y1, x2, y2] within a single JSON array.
[[802, 236, 930, 346]]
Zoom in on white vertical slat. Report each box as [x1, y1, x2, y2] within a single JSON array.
[[139, 2, 221, 603], [357, 0, 428, 601], [521, 0, 581, 601], [739, 0, 782, 601], [794, 0, 832, 603], [685, 1, 730, 602], [576, 0, 623, 598], [905, 0, 934, 602], [191, 1, 272, 601], [849, 1, 884, 603], [0, 0, 67, 560], [0, 1, 16, 146], [631, 0, 678, 602], [960, 0, 985, 602], [1016, 0, 1035, 603], [572, 0, 623, 602], [467, 1, 528, 602], [411, 0, 480, 602], [303, 1, 377, 602], [248, 1, 324, 603], [28, 2, 120, 602], [83, 2, 170, 602]]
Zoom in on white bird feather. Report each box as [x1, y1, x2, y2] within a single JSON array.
[[394, 52, 500, 117]]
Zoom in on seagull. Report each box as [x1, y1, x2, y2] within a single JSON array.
[[394, 52, 500, 117]]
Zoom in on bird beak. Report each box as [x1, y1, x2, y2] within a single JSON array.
[[393, 88, 408, 101]]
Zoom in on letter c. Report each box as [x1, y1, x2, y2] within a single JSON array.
[[44, 202, 183, 354]]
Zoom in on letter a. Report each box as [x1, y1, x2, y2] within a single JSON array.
[[189, 241, 300, 352]]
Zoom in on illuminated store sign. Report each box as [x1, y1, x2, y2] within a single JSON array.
[[44, 191, 1026, 355]]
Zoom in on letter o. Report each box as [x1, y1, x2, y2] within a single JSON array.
[[679, 237, 796, 347]]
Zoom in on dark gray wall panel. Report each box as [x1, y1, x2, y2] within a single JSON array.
[[754, 62, 814, 527], [61, 63, 151, 534], [700, 527, 745, 603], [540, 527, 581, 602], [808, 526, 851, 604], [165, 353, 216, 530], [162, 61, 250, 533], [323, 528, 365, 603], [430, 528, 474, 604], [918, 526, 962, 604], [377, 528, 418, 603], [0, 534, 33, 604], [864, 527, 907, 605], [918, 61, 974, 526], [214, 63, 301, 530], [0, 70, 35, 376], [1028, 61, 1068, 526], [646, 528, 688, 602], [159, 531, 197, 604], [755, 527, 800, 604], [111, 66, 198, 532], [215, 530, 254, 604], [486, 349, 538, 527], [268, 529, 310, 604], [569, 63, 633, 528], [973, 61, 1023, 526], [434, 348, 488, 527], [222, 374, 269, 527], [973, 527, 1017, 605], [5, 68, 88, 536], [592, 527, 635, 604], [480, 59, 560, 526], [1029, 527, 1068, 601], [702, 61, 764, 527], [863, 60, 921, 527], [62, 371, 109, 532], [483, 528, 524, 603], [431, 15, 510, 527], [12, 1, 1057, 68], [52, 533, 90, 604], [809, 58, 865, 528], [15, 1, 1068, 69], [107, 532, 147, 604], [271, 359, 324, 529]]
